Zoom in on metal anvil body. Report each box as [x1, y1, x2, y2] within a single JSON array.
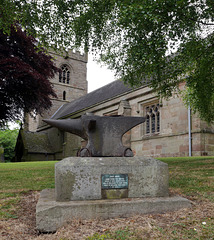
[[44, 114, 145, 157]]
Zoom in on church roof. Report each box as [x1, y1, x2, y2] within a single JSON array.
[[20, 130, 53, 153], [52, 80, 134, 119]]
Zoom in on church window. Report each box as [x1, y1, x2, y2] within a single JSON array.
[[63, 91, 66, 100], [151, 113, 156, 133], [157, 111, 160, 132], [59, 65, 70, 84], [146, 114, 150, 134], [144, 103, 160, 134]]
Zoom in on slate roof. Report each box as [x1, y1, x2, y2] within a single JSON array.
[[52, 80, 134, 119], [22, 131, 53, 153]]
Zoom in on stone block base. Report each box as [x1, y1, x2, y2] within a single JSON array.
[[36, 189, 191, 233], [55, 157, 169, 201]]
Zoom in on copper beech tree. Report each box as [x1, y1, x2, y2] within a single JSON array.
[[0, 24, 58, 125]]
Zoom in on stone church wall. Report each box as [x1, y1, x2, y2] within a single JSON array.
[[82, 83, 213, 157]]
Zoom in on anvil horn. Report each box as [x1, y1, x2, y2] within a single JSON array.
[[118, 116, 146, 136], [43, 119, 87, 140]]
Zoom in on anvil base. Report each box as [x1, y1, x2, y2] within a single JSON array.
[[36, 188, 191, 233], [55, 157, 169, 201]]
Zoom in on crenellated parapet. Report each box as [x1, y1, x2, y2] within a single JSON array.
[[49, 49, 88, 63]]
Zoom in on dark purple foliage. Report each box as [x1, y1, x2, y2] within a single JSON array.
[[0, 24, 58, 124]]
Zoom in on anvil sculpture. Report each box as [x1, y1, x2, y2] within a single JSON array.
[[43, 113, 145, 157]]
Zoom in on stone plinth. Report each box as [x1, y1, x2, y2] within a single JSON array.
[[36, 189, 191, 233], [55, 157, 169, 201], [36, 156, 191, 232]]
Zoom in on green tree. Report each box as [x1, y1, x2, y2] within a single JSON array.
[[1, 0, 213, 122], [0, 126, 19, 162]]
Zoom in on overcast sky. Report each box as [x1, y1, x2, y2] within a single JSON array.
[[87, 54, 116, 92]]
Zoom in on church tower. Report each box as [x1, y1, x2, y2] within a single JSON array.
[[25, 50, 88, 132]]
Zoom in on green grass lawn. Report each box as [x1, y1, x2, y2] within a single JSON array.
[[159, 157, 214, 202], [0, 161, 57, 191], [0, 157, 213, 239], [0, 161, 57, 219]]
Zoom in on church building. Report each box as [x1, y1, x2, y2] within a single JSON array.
[[14, 51, 214, 161]]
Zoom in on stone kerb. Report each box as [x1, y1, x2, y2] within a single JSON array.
[[55, 157, 169, 201]]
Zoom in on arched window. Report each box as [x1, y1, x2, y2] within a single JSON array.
[[59, 65, 70, 84], [63, 91, 66, 100], [145, 103, 160, 134]]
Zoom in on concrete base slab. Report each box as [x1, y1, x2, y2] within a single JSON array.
[[36, 189, 192, 233]]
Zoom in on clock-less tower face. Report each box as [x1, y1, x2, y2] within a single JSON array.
[[25, 50, 88, 132]]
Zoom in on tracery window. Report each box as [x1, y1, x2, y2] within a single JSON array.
[[145, 104, 160, 134], [59, 64, 70, 84]]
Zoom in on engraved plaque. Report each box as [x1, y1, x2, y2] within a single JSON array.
[[101, 174, 128, 189]]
